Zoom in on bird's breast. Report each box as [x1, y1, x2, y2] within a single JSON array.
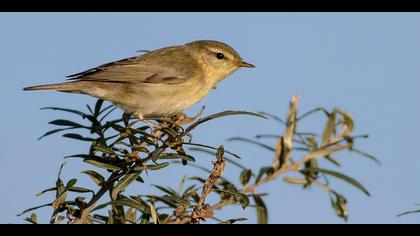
[[128, 76, 215, 117]]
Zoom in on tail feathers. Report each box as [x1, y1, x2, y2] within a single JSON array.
[[23, 82, 81, 92]]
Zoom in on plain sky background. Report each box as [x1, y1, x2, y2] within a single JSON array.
[[1, 13, 420, 224]]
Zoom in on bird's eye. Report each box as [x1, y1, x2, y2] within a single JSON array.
[[216, 53, 225, 60]]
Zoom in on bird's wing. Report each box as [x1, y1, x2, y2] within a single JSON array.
[[66, 46, 199, 84]]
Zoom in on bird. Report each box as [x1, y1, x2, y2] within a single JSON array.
[[24, 40, 255, 123]]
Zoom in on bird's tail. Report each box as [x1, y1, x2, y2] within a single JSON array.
[[23, 82, 82, 92]]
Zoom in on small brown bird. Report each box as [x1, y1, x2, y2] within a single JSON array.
[[24, 40, 255, 120]]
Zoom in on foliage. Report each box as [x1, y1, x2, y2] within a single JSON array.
[[19, 95, 376, 224]]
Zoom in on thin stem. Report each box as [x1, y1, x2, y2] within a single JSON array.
[[71, 172, 121, 224], [191, 157, 227, 224]]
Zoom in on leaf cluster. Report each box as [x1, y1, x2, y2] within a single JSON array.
[[19, 96, 376, 224]]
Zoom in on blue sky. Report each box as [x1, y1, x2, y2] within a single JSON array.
[[1, 13, 420, 224]]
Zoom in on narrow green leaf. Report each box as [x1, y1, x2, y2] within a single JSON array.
[[94, 99, 105, 117], [17, 203, 52, 217], [253, 195, 268, 224], [102, 118, 124, 130], [181, 163, 231, 183], [81, 170, 106, 186], [64, 154, 94, 159], [398, 209, 420, 217], [303, 144, 351, 162], [112, 173, 140, 200], [143, 195, 178, 208], [133, 162, 170, 171], [97, 104, 115, 116], [283, 177, 309, 185], [92, 214, 109, 224], [185, 110, 267, 133], [257, 112, 286, 124], [179, 175, 187, 193], [99, 106, 117, 122], [68, 187, 95, 194], [65, 179, 78, 191], [92, 145, 116, 155], [351, 148, 381, 165], [255, 167, 275, 184], [305, 168, 370, 196], [162, 195, 190, 206], [182, 185, 198, 197], [84, 159, 121, 171], [86, 104, 94, 115], [158, 153, 196, 162], [62, 133, 95, 142], [36, 186, 94, 197], [219, 217, 248, 224], [215, 189, 250, 209], [255, 134, 283, 139], [324, 155, 341, 167], [240, 169, 253, 186], [136, 176, 145, 183], [297, 107, 329, 121], [38, 127, 76, 140], [152, 185, 178, 196], [112, 198, 150, 214], [93, 196, 151, 215], [228, 137, 275, 152], [36, 187, 57, 197], [91, 202, 112, 213], [130, 196, 150, 209], [49, 119, 88, 128], [189, 147, 248, 170], [41, 107, 88, 117], [182, 142, 241, 159]]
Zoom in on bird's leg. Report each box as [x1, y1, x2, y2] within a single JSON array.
[[174, 106, 206, 126]]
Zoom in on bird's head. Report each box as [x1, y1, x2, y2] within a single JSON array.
[[186, 40, 255, 82]]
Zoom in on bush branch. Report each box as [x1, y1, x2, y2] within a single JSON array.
[[191, 153, 227, 224]]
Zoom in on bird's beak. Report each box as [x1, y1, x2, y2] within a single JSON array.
[[239, 61, 256, 68]]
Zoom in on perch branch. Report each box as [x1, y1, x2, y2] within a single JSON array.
[[191, 155, 227, 224]]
